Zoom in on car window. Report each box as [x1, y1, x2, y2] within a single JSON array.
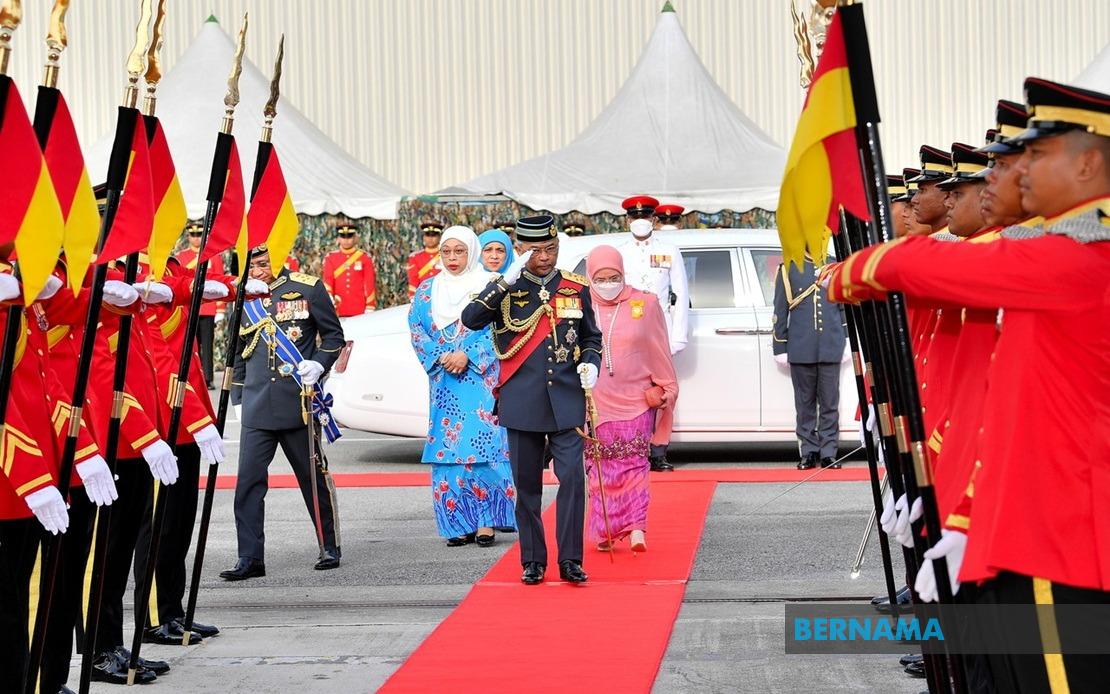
[[748, 248, 783, 306], [683, 249, 735, 309]]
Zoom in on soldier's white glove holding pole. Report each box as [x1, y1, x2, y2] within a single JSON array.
[[297, 360, 325, 386], [102, 280, 139, 307], [914, 530, 967, 602], [501, 250, 532, 286], [0, 273, 20, 302], [35, 275, 64, 302], [25, 486, 69, 535], [75, 455, 119, 506], [192, 424, 225, 464], [202, 280, 229, 300], [243, 278, 269, 296], [132, 280, 174, 304], [577, 363, 598, 390], [891, 493, 923, 548], [141, 439, 179, 485]]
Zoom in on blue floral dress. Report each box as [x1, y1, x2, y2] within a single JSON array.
[[409, 279, 516, 537]]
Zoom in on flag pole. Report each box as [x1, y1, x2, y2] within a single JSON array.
[[126, 12, 247, 681], [0, 2, 25, 427], [182, 33, 283, 644]]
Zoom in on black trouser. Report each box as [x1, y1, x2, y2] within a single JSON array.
[[789, 362, 841, 458], [0, 517, 43, 692], [506, 428, 584, 567], [93, 458, 152, 653], [234, 425, 340, 562], [197, 315, 215, 386], [39, 488, 95, 694], [974, 571, 1110, 694], [133, 443, 200, 628]]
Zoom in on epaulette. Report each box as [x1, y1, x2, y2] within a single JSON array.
[[289, 271, 319, 286], [560, 269, 589, 286]]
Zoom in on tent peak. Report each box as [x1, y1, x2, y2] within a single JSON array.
[[205, 14, 219, 23], [661, 1, 676, 13]]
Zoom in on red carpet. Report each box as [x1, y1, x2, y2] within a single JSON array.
[[205, 465, 873, 489], [378, 480, 717, 693]]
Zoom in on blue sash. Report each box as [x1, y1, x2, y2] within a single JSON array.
[[242, 299, 342, 443]]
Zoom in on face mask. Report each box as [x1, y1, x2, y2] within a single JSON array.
[[658, 224, 678, 231], [593, 281, 624, 301], [629, 219, 653, 238]]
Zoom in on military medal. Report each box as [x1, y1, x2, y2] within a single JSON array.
[[286, 325, 303, 340], [554, 345, 569, 363], [630, 299, 645, 319], [278, 362, 295, 377], [564, 326, 577, 344], [538, 287, 551, 302]]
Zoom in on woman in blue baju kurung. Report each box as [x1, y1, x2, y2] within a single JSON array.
[[409, 225, 516, 546]]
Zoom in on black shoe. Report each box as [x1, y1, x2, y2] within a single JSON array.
[[558, 560, 588, 583], [475, 532, 496, 547], [875, 585, 913, 613], [220, 557, 266, 581], [174, 618, 219, 639], [446, 533, 476, 547], [314, 547, 341, 570], [60, 686, 77, 693], [797, 452, 818, 470], [820, 456, 842, 469], [521, 562, 545, 585], [872, 585, 909, 606], [904, 659, 926, 678], [90, 649, 156, 685], [900, 653, 923, 666], [649, 455, 675, 472], [143, 621, 202, 645], [115, 646, 169, 676]]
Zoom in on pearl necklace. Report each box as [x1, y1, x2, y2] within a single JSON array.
[[601, 300, 622, 376]]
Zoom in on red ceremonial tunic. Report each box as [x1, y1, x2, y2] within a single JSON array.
[[407, 248, 440, 299], [174, 247, 226, 317], [323, 248, 377, 316]]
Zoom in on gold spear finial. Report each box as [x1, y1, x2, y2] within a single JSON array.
[[42, 0, 70, 88], [261, 34, 284, 143], [790, 0, 836, 89], [123, 0, 154, 108], [0, 0, 24, 76], [220, 12, 247, 134], [142, 0, 167, 115]]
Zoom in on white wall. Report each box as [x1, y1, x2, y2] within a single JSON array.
[[5, 0, 1107, 196]]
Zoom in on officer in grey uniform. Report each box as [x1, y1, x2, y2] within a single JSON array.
[[772, 254, 847, 470], [222, 246, 345, 579], [462, 214, 602, 586]]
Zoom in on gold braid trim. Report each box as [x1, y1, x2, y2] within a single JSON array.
[[241, 316, 277, 358], [492, 294, 557, 361]]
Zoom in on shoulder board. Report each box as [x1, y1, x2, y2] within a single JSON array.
[[560, 270, 589, 286], [289, 272, 319, 286]]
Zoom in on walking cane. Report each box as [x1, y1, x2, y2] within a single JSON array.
[[302, 384, 326, 553], [576, 388, 615, 562]]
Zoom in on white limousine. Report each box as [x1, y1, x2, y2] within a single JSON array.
[[325, 229, 860, 443]]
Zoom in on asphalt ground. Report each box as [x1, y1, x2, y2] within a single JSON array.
[[71, 410, 925, 693]]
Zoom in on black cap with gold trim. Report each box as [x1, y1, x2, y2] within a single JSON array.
[[249, 243, 270, 259], [979, 100, 1029, 154], [970, 130, 1000, 179], [896, 168, 921, 201], [420, 220, 445, 235], [886, 174, 907, 201], [1011, 77, 1110, 143], [515, 214, 557, 241], [335, 222, 358, 237], [907, 145, 953, 182], [185, 221, 204, 235], [937, 142, 990, 189], [562, 222, 586, 236]]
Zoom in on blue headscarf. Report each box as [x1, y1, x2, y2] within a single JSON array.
[[478, 229, 515, 273]]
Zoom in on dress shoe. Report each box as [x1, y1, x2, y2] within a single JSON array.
[[875, 585, 913, 613], [558, 560, 588, 583], [220, 557, 266, 581], [475, 531, 496, 547], [872, 585, 908, 605], [90, 649, 156, 685], [115, 646, 169, 676], [521, 562, 545, 585], [904, 659, 926, 678], [446, 533, 476, 547], [143, 621, 202, 645], [820, 456, 842, 469], [900, 653, 923, 666], [797, 452, 818, 470], [649, 455, 675, 472], [314, 546, 341, 570], [60, 686, 77, 693], [175, 618, 219, 639]]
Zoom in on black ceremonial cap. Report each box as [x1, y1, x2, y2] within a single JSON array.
[[420, 220, 444, 234], [937, 142, 990, 189], [515, 214, 558, 241], [249, 244, 270, 259], [895, 168, 921, 201], [886, 174, 907, 200], [907, 145, 953, 182], [563, 223, 585, 236], [979, 100, 1029, 154], [970, 130, 999, 179], [1011, 77, 1110, 143]]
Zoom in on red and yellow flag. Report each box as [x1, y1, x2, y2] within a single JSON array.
[[245, 148, 299, 274], [777, 10, 870, 269], [145, 118, 187, 281], [0, 76, 66, 303], [97, 115, 155, 264], [41, 91, 100, 293], [199, 138, 245, 264]]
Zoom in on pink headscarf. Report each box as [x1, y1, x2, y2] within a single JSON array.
[[586, 245, 634, 306]]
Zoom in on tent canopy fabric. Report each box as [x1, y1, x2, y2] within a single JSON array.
[[445, 5, 786, 215], [1074, 41, 1110, 93], [87, 17, 408, 220]]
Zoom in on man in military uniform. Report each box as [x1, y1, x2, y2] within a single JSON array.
[[323, 222, 378, 318], [462, 214, 602, 585], [562, 221, 586, 237], [908, 145, 956, 236], [407, 220, 443, 298], [771, 252, 846, 470], [175, 221, 226, 388], [223, 246, 345, 579], [655, 203, 685, 230]]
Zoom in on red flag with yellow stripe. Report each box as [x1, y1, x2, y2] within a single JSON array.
[[199, 138, 245, 263], [776, 10, 870, 269], [144, 117, 187, 280], [96, 116, 155, 264], [245, 148, 299, 274]]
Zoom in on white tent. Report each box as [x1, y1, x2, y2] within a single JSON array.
[[87, 17, 408, 220], [1073, 41, 1110, 93], [444, 3, 785, 215]]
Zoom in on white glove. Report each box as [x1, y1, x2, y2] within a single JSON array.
[[859, 404, 876, 447], [141, 439, 179, 485], [35, 275, 64, 302], [244, 278, 269, 296], [25, 486, 69, 535], [501, 250, 532, 285], [915, 530, 967, 603], [879, 488, 898, 536], [297, 360, 325, 386], [892, 494, 924, 549], [774, 353, 790, 368], [214, 312, 226, 325], [842, 345, 851, 364], [0, 273, 19, 302], [233, 403, 243, 421], [202, 280, 229, 300], [133, 281, 173, 304], [102, 280, 139, 307], [192, 423, 225, 464], [577, 362, 598, 389], [669, 341, 686, 356], [75, 455, 118, 506]]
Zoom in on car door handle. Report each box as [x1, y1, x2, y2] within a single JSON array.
[[715, 327, 769, 335]]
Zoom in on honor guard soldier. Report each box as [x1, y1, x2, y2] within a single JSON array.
[[462, 214, 602, 585], [176, 221, 226, 388], [496, 220, 517, 242], [224, 245, 345, 579], [323, 222, 378, 317], [908, 145, 957, 236], [655, 203, 685, 230], [771, 251, 847, 470], [618, 195, 688, 471], [408, 221, 444, 298]]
